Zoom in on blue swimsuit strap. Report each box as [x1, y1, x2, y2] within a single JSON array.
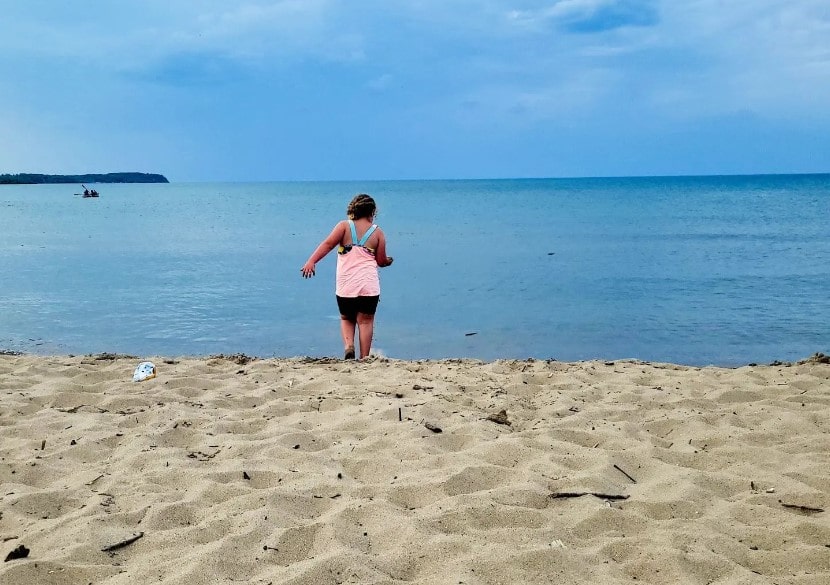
[[348, 220, 377, 247], [348, 220, 359, 245]]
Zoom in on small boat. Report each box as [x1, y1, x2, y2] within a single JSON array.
[[80, 184, 99, 198]]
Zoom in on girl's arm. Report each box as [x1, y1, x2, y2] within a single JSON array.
[[374, 229, 394, 268], [301, 222, 346, 278]]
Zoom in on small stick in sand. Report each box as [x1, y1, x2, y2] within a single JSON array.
[[779, 501, 824, 513], [424, 422, 442, 433], [550, 492, 629, 501], [613, 464, 637, 483], [101, 532, 144, 552], [86, 474, 105, 486]]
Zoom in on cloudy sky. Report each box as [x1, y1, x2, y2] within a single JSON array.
[[1, 1, 829, 181]]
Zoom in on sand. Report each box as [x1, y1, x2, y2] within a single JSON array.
[[1, 353, 828, 584]]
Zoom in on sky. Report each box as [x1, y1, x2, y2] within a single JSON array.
[[1, 0, 829, 181]]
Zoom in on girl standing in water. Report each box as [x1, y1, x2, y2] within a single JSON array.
[[301, 194, 393, 359]]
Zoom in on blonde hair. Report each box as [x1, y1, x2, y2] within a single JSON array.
[[347, 194, 376, 220]]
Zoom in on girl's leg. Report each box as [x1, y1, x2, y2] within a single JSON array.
[[340, 316, 356, 358], [356, 312, 375, 359]]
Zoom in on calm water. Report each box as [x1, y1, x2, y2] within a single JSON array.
[[1, 175, 828, 365]]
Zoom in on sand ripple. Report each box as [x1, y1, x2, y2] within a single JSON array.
[[1, 355, 829, 584]]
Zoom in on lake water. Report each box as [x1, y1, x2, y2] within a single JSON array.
[[1, 175, 828, 365]]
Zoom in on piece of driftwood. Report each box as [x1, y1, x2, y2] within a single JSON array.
[[779, 501, 824, 513], [101, 532, 144, 552], [4, 544, 29, 562], [85, 474, 105, 486], [550, 492, 629, 501], [486, 409, 511, 426], [424, 422, 442, 433], [613, 464, 637, 483]]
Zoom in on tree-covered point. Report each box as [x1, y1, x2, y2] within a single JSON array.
[[0, 172, 169, 184]]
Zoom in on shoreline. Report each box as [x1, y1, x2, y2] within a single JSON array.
[[2, 349, 828, 368], [2, 353, 828, 583]]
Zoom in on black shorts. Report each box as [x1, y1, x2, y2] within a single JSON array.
[[336, 295, 380, 321]]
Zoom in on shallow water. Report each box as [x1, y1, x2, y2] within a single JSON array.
[[1, 175, 828, 365]]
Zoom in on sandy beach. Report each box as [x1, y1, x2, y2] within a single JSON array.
[[1, 353, 828, 584]]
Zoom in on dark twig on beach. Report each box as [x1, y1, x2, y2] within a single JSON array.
[[779, 501, 824, 514], [86, 474, 105, 486], [101, 532, 144, 552], [57, 404, 109, 414], [187, 449, 221, 461], [550, 492, 629, 501], [613, 464, 637, 483]]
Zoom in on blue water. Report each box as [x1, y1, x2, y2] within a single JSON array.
[[1, 175, 828, 365]]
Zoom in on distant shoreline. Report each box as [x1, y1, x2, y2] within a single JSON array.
[[0, 172, 169, 184]]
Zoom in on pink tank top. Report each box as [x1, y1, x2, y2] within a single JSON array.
[[336, 221, 380, 297]]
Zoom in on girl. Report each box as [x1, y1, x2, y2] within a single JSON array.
[[301, 194, 393, 359]]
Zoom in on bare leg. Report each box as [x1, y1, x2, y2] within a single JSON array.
[[356, 313, 375, 359], [340, 316, 356, 358]]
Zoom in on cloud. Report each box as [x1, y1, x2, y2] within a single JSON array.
[[642, 1, 830, 118], [556, 0, 659, 33], [0, 1, 362, 73], [0, 1, 828, 179], [180, 1, 365, 63], [507, 0, 659, 34], [451, 68, 622, 126]]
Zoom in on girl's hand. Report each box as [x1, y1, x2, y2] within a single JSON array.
[[381, 257, 393, 267], [301, 262, 316, 278]]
